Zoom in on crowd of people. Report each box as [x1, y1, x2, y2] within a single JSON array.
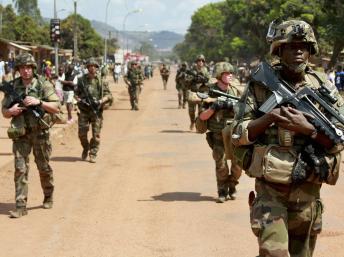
[[1, 18, 344, 257]]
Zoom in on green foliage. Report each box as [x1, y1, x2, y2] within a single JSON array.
[[12, 0, 42, 22], [174, 0, 344, 66], [60, 14, 104, 59]]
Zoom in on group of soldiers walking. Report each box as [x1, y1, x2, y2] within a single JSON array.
[[171, 19, 344, 257], [1, 18, 344, 257], [1, 53, 113, 218]]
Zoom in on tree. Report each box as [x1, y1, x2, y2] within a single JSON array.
[[60, 14, 104, 59], [12, 0, 41, 22], [0, 4, 17, 40], [13, 15, 48, 43]]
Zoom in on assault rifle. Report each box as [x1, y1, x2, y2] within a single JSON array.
[[78, 79, 101, 119], [186, 69, 209, 84], [0, 81, 49, 127], [252, 61, 344, 144], [189, 88, 240, 104]]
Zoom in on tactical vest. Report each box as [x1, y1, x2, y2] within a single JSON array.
[[207, 84, 239, 133], [126, 69, 143, 85]]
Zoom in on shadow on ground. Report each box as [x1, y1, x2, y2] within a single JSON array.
[[139, 192, 215, 202], [0, 203, 42, 215], [51, 156, 81, 162], [0, 153, 12, 156], [160, 130, 193, 134]]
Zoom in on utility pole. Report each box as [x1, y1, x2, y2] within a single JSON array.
[[73, 0, 78, 61], [53, 0, 59, 75], [0, 1, 3, 36], [104, 0, 111, 64]]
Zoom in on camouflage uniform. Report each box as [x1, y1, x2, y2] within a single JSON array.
[[75, 67, 113, 161], [1, 54, 60, 215], [160, 65, 170, 90], [202, 83, 241, 200], [187, 56, 210, 130], [175, 63, 188, 108], [124, 64, 144, 110], [232, 20, 344, 256]]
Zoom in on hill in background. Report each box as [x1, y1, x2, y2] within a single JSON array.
[[91, 20, 184, 51]]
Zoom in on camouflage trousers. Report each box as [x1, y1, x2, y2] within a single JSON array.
[[177, 88, 188, 108], [78, 111, 103, 158], [12, 129, 54, 208], [128, 85, 140, 109], [206, 132, 241, 195], [162, 76, 169, 90], [251, 179, 323, 257], [188, 101, 201, 124]]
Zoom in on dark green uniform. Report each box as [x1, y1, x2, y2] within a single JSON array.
[[201, 83, 241, 199], [75, 74, 113, 159], [124, 67, 144, 110]]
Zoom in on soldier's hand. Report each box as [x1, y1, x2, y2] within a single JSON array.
[[276, 106, 315, 135], [8, 103, 26, 116], [23, 96, 40, 106]]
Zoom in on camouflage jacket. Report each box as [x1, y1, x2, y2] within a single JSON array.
[[175, 67, 188, 90], [2, 76, 60, 131], [160, 67, 170, 78], [186, 66, 210, 92], [124, 68, 144, 86], [201, 83, 241, 133], [232, 63, 344, 185], [75, 74, 113, 112]]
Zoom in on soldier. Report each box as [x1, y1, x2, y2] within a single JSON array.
[[75, 58, 113, 163], [187, 54, 210, 130], [124, 61, 144, 111], [175, 62, 188, 109], [198, 62, 242, 203], [1, 53, 60, 218], [160, 63, 170, 90], [231, 20, 344, 256]]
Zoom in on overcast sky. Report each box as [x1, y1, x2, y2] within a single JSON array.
[[1, 0, 222, 34]]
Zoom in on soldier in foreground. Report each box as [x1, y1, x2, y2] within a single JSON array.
[[1, 53, 60, 218], [124, 61, 144, 111], [75, 58, 113, 163], [187, 54, 210, 130], [175, 62, 188, 109], [231, 20, 344, 256], [198, 62, 242, 202], [160, 64, 170, 90]]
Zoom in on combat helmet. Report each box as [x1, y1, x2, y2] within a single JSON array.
[[86, 57, 100, 68], [181, 61, 188, 67], [267, 19, 318, 56], [214, 62, 234, 79], [15, 52, 37, 69], [196, 54, 205, 62]]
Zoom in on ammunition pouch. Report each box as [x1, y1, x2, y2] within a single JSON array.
[[222, 123, 235, 160], [7, 115, 26, 139], [246, 144, 297, 184], [7, 127, 26, 139], [195, 116, 207, 134]]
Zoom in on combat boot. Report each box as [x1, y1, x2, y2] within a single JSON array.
[[9, 207, 28, 218], [89, 155, 96, 163], [217, 189, 228, 203], [43, 196, 53, 209], [227, 186, 237, 200], [81, 148, 88, 161]]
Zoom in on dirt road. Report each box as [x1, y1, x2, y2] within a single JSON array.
[[0, 71, 344, 257]]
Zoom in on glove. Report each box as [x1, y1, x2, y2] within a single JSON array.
[[210, 100, 233, 111]]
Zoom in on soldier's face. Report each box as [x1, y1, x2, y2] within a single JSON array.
[[19, 65, 34, 80], [220, 72, 232, 85], [280, 42, 310, 73], [197, 59, 204, 67], [87, 65, 97, 75]]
